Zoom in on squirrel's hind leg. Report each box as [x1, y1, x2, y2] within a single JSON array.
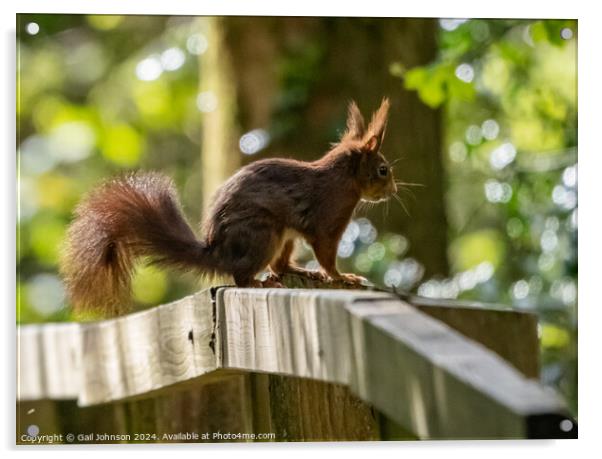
[[269, 239, 327, 282], [269, 239, 295, 275], [225, 225, 283, 288]]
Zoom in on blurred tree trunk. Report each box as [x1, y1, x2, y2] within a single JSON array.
[[198, 17, 241, 212], [204, 17, 449, 279]]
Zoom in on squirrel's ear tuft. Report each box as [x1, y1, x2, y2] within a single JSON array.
[[363, 97, 390, 152], [341, 100, 365, 141], [364, 135, 379, 153]]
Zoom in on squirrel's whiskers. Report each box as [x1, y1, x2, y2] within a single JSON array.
[[392, 193, 411, 217]]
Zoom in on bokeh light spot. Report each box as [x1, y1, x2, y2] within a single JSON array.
[[465, 125, 482, 145], [342, 221, 360, 243], [560, 419, 573, 432], [160, 47, 186, 71], [449, 141, 467, 162], [19, 135, 57, 175], [187, 33, 208, 55], [481, 119, 500, 140], [455, 63, 474, 83], [136, 55, 163, 81], [196, 91, 218, 113], [386, 234, 408, 256], [439, 19, 468, 31], [337, 240, 354, 258], [512, 279, 530, 300], [357, 218, 377, 244], [552, 185, 577, 209], [48, 121, 96, 162], [26, 22, 40, 35], [562, 165, 577, 188], [367, 242, 386, 262], [560, 28, 573, 40], [239, 129, 270, 155], [26, 274, 64, 316], [484, 179, 512, 203], [489, 142, 516, 170]]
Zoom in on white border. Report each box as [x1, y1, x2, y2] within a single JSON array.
[[3, 0, 600, 457], [9, 0, 582, 18]]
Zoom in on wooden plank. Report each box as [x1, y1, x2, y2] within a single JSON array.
[[79, 290, 217, 405], [253, 373, 380, 442], [217, 289, 391, 384], [16, 287, 576, 440], [347, 299, 567, 439], [79, 317, 128, 404], [279, 276, 541, 379], [153, 373, 254, 443], [17, 323, 80, 401], [218, 289, 574, 439], [413, 300, 540, 378], [17, 326, 45, 401]]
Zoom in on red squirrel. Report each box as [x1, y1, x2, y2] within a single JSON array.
[[60, 98, 397, 315]]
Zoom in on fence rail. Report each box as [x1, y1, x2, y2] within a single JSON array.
[[17, 287, 577, 441]]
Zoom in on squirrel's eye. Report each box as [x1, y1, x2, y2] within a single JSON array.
[[378, 165, 389, 177]]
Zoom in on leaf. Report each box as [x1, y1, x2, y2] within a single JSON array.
[[403, 67, 427, 90], [403, 66, 447, 108], [531, 20, 574, 47], [447, 75, 476, 102]]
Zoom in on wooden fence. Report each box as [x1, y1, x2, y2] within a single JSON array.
[[16, 287, 577, 443]]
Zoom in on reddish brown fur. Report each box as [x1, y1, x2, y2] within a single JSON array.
[[61, 98, 397, 315]]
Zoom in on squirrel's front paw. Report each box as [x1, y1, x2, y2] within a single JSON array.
[[284, 266, 329, 282], [262, 273, 285, 288], [333, 273, 368, 285]]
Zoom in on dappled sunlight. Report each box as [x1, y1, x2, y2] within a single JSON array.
[[16, 15, 577, 414]]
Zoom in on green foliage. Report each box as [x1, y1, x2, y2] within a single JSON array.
[[17, 14, 205, 322], [16, 16, 577, 416], [393, 18, 577, 414], [132, 265, 168, 305], [403, 63, 475, 108]]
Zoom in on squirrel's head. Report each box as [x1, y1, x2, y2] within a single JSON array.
[[336, 98, 397, 203]]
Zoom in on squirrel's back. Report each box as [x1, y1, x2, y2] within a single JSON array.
[[204, 157, 333, 238]]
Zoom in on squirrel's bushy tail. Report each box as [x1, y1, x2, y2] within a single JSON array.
[[60, 172, 212, 316]]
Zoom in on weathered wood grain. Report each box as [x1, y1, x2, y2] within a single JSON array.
[[16, 287, 576, 439], [252, 373, 380, 441], [412, 300, 540, 378], [79, 290, 216, 405], [17, 323, 80, 401], [217, 289, 392, 384], [347, 299, 563, 438], [17, 326, 45, 401], [217, 289, 573, 439]]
